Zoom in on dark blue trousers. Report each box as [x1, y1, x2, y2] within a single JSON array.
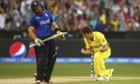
[[35, 40, 57, 82]]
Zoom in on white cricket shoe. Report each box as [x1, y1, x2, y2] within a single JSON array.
[[36, 80, 41, 84], [96, 76, 110, 81], [103, 76, 110, 81]]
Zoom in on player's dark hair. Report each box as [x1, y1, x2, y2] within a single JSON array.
[[81, 26, 92, 34]]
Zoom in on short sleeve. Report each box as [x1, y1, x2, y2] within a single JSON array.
[[29, 17, 36, 27], [46, 11, 54, 23]]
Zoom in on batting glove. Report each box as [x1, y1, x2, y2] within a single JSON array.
[[34, 38, 44, 47], [54, 28, 62, 34]]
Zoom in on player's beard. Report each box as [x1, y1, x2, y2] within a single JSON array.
[[90, 38, 93, 41], [89, 35, 94, 41]]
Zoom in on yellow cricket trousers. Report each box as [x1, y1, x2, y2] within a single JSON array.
[[93, 48, 112, 77]]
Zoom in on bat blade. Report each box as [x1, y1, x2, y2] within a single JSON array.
[[29, 32, 68, 48], [43, 32, 67, 42]]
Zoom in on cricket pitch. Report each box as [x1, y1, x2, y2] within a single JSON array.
[[0, 76, 140, 84]]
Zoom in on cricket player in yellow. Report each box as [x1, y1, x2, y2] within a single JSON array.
[[80, 26, 114, 81]]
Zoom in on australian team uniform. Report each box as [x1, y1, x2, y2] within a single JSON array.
[[83, 31, 113, 77]]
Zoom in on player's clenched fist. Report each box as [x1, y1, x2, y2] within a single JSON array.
[[81, 48, 92, 55], [81, 48, 85, 54]]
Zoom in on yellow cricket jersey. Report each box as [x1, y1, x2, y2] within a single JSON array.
[[84, 31, 109, 53]]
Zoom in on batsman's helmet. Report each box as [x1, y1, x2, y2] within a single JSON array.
[[31, 1, 43, 13]]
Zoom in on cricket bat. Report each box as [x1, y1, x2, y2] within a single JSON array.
[[29, 32, 68, 48]]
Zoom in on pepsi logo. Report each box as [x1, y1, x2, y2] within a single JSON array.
[[9, 41, 27, 58]]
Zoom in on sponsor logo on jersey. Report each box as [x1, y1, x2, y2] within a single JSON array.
[[39, 19, 50, 25]]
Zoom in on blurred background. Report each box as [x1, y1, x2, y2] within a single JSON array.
[[0, 0, 140, 64]]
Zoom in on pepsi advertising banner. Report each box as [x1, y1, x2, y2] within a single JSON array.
[[0, 38, 140, 63], [0, 39, 140, 58], [0, 39, 35, 58]]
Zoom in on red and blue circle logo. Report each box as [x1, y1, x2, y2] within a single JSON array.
[[9, 41, 27, 58]]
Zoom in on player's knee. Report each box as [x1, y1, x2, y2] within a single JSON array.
[[37, 57, 46, 65]]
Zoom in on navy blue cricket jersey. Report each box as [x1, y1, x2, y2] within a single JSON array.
[[29, 11, 54, 38]]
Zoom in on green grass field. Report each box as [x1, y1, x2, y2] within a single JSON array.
[[0, 63, 140, 84]]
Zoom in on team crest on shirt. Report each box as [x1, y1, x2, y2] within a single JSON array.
[[45, 13, 48, 17]]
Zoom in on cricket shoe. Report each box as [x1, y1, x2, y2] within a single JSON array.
[[96, 76, 110, 81], [103, 76, 110, 81], [36, 80, 41, 84], [44, 80, 53, 84]]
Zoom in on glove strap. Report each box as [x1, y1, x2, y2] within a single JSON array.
[[54, 28, 61, 33]]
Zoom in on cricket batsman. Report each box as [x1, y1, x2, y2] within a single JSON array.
[[28, 1, 62, 84], [80, 26, 114, 81]]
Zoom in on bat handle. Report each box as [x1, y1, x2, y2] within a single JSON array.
[[29, 44, 36, 48]]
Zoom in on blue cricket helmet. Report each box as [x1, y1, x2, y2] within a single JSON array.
[[31, 1, 43, 13]]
